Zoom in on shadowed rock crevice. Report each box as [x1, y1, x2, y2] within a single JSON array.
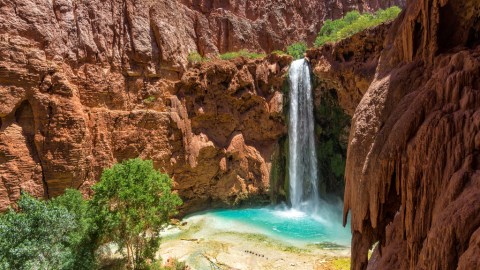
[[14, 101, 49, 198], [15, 101, 38, 162]]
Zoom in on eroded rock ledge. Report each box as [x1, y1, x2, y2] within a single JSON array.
[[0, 0, 402, 213], [343, 0, 480, 269], [0, 29, 291, 212]]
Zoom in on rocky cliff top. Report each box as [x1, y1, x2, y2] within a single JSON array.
[[0, 0, 405, 75]]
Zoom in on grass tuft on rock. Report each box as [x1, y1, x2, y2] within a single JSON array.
[[219, 50, 266, 60]]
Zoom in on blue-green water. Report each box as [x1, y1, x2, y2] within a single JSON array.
[[193, 205, 351, 247]]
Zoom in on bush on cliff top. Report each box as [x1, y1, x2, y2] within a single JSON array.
[[286, 42, 307, 59], [314, 6, 402, 47], [187, 52, 207, 64]]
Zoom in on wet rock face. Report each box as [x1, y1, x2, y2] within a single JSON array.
[[343, 0, 480, 269]]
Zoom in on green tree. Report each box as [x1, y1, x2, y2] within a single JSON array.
[[286, 42, 307, 59], [50, 189, 98, 269], [0, 191, 95, 270], [90, 158, 183, 269]]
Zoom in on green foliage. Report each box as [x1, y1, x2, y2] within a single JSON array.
[[187, 52, 206, 64], [50, 189, 98, 269], [286, 42, 307, 59], [147, 258, 185, 270], [91, 158, 183, 269], [169, 258, 186, 270], [314, 6, 402, 47], [0, 191, 96, 270], [271, 50, 287, 56], [219, 49, 266, 60], [143, 96, 156, 104]]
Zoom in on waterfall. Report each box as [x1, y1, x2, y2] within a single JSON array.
[[288, 59, 320, 213]]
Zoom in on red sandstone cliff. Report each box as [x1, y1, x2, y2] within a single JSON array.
[[0, 0, 405, 75], [308, 22, 392, 116], [0, 36, 290, 211], [343, 0, 480, 269], [179, 0, 405, 55], [0, 0, 402, 211]]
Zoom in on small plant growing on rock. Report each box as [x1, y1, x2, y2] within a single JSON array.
[[271, 50, 287, 56], [219, 49, 266, 60], [187, 52, 206, 64], [143, 96, 156, 104]]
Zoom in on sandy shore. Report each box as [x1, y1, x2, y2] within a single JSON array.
[[157, 215, 350, 270]]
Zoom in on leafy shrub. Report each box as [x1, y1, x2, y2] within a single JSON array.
[[286, 42, 307, 59], [187, 52, 206, 64], [271, 50, 287, 56], [0, 160, 182, 270], [219, 49, 265, 60], [0, 191, 96, 270], [91, 158, 183, 269], [50, 189, 98, 269], [314, 6, 402, 47], [143, 96, 156, 104]]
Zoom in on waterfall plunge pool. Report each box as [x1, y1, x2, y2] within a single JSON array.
[[158, 205, 351, 269], [166, 203, 351, 249]]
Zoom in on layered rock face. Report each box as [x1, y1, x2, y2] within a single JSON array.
[[0, 30, 290, 211], [0, 0, 405, 75], [180, 0, 405, 55], [0, 0, 292, 211], [343, 0, 480, 269], [0, 0, 403, 211]]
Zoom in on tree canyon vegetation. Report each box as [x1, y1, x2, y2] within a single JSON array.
[[0, 0, 479, 269]]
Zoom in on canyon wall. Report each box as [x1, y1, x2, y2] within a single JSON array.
[[0, 31, 290, 212], [343, 0, 480, 269], [0, 0, 402, 211], [179, 0, 406, 55], [0, 0, 294, 212], [0, 0, 405, 75]]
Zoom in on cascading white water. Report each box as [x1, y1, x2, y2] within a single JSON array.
[[288, 59, 320, 213]]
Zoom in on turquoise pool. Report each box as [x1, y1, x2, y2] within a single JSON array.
[[188, 204, 351, 247]]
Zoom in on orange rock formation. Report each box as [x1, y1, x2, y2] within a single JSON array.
[[343, 0, 480, 269]]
